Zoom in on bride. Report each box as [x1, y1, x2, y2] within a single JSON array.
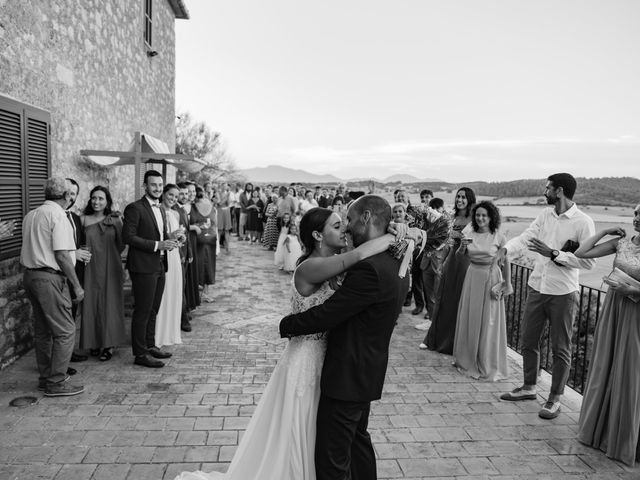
[[175, 207, 396, 480]]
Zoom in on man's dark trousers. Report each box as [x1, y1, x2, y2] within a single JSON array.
[[316, 395, 375, 480], [130, 267, 165, 356]]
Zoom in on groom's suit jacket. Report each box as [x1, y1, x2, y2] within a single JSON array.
[[280, 251, 409, 403], [123, 197, 169, 273]]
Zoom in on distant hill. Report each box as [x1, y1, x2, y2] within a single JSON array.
[[239, 165, 342, 184], [382, 174, 443, 183]]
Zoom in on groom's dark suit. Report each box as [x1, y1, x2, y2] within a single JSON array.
[[280, 251, 409, 480], [123, 196, 168, 358]]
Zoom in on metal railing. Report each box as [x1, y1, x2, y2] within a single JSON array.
[[505, 263, 605, 395]]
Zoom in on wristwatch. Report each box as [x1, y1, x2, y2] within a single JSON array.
[[550, 250, 560, 260]]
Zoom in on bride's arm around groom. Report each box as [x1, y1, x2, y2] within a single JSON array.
[[279, 195, 410, 480]]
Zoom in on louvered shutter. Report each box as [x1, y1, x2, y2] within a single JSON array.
[[0, 96, 51, 260]]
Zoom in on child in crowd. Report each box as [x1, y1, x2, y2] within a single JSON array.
[[393, 203, 407, 224], [282, 222, 303, 272], [274, 212, 292, 269]]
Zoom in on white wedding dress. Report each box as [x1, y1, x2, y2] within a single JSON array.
[[175, 279, 334, 480]]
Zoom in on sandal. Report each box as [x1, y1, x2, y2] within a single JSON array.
[[99, 348, 113, 361]]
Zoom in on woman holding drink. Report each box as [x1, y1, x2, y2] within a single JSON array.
[[191, 186, 218, 302], [79, 186, 126, 361], [155, 184, 186, 347]]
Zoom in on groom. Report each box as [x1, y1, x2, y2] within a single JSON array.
[[280, 195, 410, 480]]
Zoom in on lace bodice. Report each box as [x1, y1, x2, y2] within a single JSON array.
[[277, 279, 335, 397], [614, 237, 640, 282]]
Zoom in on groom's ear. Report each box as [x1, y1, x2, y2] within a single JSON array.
[[361, 210, 372, 225]]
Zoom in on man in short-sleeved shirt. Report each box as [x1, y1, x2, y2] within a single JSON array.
[[21, 177, 85, 397]]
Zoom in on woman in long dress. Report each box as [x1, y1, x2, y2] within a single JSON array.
[[422, 187, 476, 354], [217, 184, 232, 254], [191, 187, 218, 302], [245, 190, 265, 244], [452, 201, 512, 381], [575, 204, 640, 466], [79, 186, 126, 361], [154, 184, 185, 347], [175, 207, 396, 480], [262, 194, 280, 250]]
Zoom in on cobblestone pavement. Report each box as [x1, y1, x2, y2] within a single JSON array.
[[1, 237, 639, 480]]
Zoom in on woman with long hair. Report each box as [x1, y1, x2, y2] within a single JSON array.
[[191, 186, 218, 302], [79, 186, 126, 361], [154, 184, 185, 347], [422, 187, 476, 354], [452, 201, 512, 381], [175, 207, 396, 480], [575, 204, 640, 466]]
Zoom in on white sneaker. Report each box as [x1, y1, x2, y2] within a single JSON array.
[[500, 387, 537, 401], [418, 343, 428, 350], [538, 400, 561, 419]]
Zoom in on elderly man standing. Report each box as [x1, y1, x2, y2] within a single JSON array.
[[21, 177, 85, 397]]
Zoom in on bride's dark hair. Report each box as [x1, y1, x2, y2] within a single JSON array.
[[297, 207, 334, 266]]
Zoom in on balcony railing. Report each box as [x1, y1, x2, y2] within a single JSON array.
[[505, 262, 605, 395]]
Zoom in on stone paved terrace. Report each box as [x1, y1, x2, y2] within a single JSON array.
[[1, 238, 639, 480]]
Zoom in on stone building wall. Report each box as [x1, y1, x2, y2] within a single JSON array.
[[0, 0, 182, 368]]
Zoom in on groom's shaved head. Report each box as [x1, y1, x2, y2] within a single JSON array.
[[349, 195, 392, 231]]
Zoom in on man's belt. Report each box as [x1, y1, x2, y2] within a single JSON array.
[[27, 267, 64, 276]]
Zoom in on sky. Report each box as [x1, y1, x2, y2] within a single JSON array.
[[175, 0, 640, 182]]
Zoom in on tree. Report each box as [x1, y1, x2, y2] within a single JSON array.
[[175, 112, 239, 184]]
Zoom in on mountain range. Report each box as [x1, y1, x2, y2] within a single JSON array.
[[239, 165, 442, 184]]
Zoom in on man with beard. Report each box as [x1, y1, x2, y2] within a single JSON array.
[[123, 170, 179, 368], [65, 178, 92, 365], [495, 173, 595, 419]]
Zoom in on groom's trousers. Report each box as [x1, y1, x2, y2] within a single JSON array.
[[316, 394, 376, 480]]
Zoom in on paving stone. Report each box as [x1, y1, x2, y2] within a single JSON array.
[[151, 446, 189, 463], [93, 464, 131, 480], [125, 464, 166, 480], [53, 464, 97, 480]]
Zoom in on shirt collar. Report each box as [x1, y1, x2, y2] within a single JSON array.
[[44, 200, 66, 212], [145, 195, 160, 207], [554, 203, 579, 218]]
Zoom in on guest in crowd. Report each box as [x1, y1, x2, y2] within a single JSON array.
[[229, 182, 242, 235], [79, 186, 126, 361], [420, 197, 449, 321], [174, 183, 193, 333], [299, 189, 319, 215], [274, 212, 292, 269], [123, 170, 178, 368], [20, 177, 84, 396], [282, 221, 303, 273], [192, 186, 218, 302], [64, 178, 91, 366], [246, 189, 265, 244], [276, 186, 297, 221], [238, 182, 253, 241], [575, 205, 640, 466], [422, 187, 476, 353], [182, 181, 201, 311], [217, 183, 232, 253], [496, 173, 595, 419], [452, 201, 512, 381], [154, 184, 185, 347], [392, 203, 406, 224], [262, 194, 280, 250], [332, 195, 347, 224]]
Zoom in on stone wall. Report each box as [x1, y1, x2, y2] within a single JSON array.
[[0, 0, 181, 368]]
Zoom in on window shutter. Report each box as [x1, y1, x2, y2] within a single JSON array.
[[0, 96, 51, 260]]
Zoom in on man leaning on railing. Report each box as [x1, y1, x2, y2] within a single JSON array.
[[494, 173, 595, 420]]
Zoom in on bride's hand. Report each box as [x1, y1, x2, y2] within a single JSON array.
[[388, 222, 408, 242]]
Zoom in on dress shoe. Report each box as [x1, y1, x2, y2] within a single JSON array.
[[411, 307, 424, 315], [403, 299, 412, 307], [181, 323, 192, 332], [148, 347, 172, 359], [70, 353, 88, 362], [67, 367, 77, 375], [134, 355, 164, 368]]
